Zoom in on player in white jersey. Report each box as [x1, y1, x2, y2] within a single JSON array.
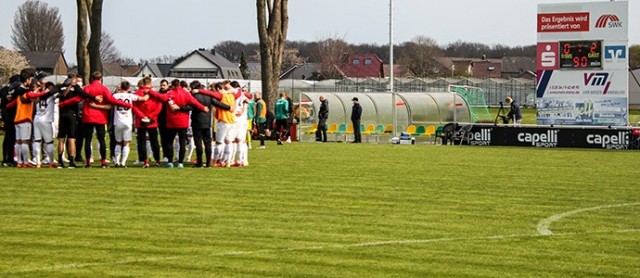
[[231, 87, 249, 167], [32, 82, 58, 167], [111, 81, 148, 167]]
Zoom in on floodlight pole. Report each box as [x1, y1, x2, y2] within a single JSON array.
[[390, 0, 397, 136]]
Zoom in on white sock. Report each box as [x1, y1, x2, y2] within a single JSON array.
[[46, 143, 54, 164], [114, 145, 122, 165], [145, 140, 153, 159], [14, 144, 19, 162], [231, 143, 238, 164], [186, 137, 195, 161], [237, 142, 247, 165], [224, 143, 233, 164], [32, 142, 41, 164], [121, 146, 130, 166], [20, 143, 29, 164], [243, 143, 249, 165], [214, 143, 224, 161]]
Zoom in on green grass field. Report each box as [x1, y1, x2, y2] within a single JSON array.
[[1, 142, 639, 277]]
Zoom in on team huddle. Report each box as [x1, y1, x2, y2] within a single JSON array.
[[0, 68, 271, 169]]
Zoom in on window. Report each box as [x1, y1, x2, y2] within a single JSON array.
[[364, 58, 372, 65], [352, 59, 360, 65]]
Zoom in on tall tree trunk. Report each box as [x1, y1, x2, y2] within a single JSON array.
[[87, 0, 103, 76], [257, 0, 288, 108], [76, 0, 89, 84]]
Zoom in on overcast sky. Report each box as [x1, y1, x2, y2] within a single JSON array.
[[1, 0, 638, 64]]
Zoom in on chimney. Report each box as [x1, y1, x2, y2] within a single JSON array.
[[211, 49, 216, 56]]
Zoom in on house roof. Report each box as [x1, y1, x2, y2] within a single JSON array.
[[102, 62, 125, 76], [139, 63, 172, 77], [195, 49, 239, 69], [280, 63, 322, 80], [501, 56, 536, 74], [20, 51, 67, 71], [339, 53, 384, 78], [169, 49, 243, 79]]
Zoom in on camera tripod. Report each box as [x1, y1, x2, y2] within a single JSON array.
[[494, 101, 509, 125]]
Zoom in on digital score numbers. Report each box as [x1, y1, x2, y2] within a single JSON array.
[[559, 40, 602, 69]]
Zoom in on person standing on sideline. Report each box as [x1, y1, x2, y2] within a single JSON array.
[[285, 94, 294, 143], [315, 95, 329, 143], [254, 92, 267, 149], [351, 97, 362, 143], [274, 92, 289, 145], [245, 88, 255, 150], [505, 96, 522, 125]]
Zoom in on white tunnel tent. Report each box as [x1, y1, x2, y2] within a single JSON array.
[[296, 92, 472, 138]]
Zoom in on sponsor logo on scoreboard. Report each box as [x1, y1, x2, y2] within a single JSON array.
[[537, 42, 559, 70], [595, 14, 623, 28], [604, 45, 626, 63]]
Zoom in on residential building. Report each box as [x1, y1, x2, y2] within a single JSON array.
[[168, 49, 243, 79], [20, 51, 68, 76]]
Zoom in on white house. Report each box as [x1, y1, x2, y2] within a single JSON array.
[[168, 49, 243, 79]]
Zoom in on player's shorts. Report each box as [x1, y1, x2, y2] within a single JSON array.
[[234, 121, 249, 141], [114, 124, 133, 142], [15, 122, 32, 141], [58, 114, 77, 139], [215, 122, 235, 143], [34, 121, 54, 143]]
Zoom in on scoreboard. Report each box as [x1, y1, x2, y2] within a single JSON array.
[[559, 40, 602, 69], [536, 1, 628, 127]]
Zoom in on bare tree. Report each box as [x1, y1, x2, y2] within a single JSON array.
[[76, 0, 104, 81], [397, 36, 443, 77], [100, 32, 121, 63], [257, 0, 288, 107], [0, 47, 30, 84], [251, 48, 306, 74], [87, 0, 104, 75], [139, 55, 178, 65], [214, 41, 246, 62], [314, 36, 351, 79], [11, 0, 64, 52], [76, 0, 89, 83]]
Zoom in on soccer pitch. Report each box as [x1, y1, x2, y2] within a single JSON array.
[[1, 142, 639, 276]]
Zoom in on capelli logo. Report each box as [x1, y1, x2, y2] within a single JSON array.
[[470, 129, 491, 146], [595, 14, 623, 28]]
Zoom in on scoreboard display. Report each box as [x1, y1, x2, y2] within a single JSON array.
[[559, 40, 602, 69]]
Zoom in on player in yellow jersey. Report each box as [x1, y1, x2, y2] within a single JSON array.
[[213, 82, 236, 167]]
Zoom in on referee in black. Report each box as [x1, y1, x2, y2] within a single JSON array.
[[351, 97, 362, 143]]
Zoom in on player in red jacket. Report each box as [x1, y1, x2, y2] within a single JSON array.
[[132, 77, 163, 167], [147, 79, 209, 168], [75, 72, 133, 168]]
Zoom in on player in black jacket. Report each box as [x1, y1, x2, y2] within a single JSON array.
[[189, 81, 230, 168], [0, 75, 20, 166]]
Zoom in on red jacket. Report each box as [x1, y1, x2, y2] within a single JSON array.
[[149, 87, 206, 129], [81, 81, 132, 125], [132, 87, 162, 128]]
